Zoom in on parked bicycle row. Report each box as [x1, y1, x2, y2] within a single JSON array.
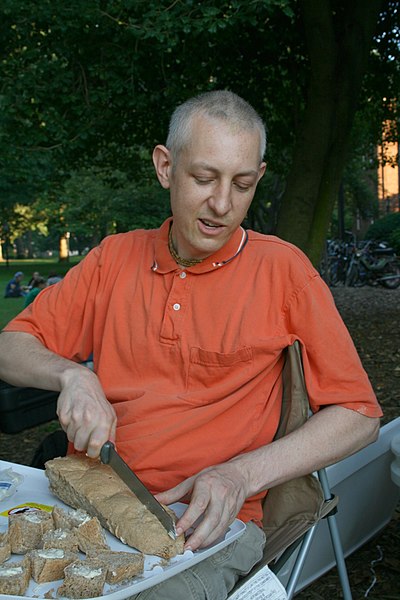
[[319, 237, 400, 289]]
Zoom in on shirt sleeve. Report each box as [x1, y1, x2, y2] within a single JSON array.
[[284, 274, 383, 418], [2, 244, 102, 363]]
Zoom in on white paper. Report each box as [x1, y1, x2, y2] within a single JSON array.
[[229, 565, 288, 600]]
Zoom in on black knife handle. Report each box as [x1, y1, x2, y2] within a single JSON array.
[[100, 440, 114, 464]]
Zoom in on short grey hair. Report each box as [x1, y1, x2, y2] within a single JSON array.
[[166, 90, 267, 164]]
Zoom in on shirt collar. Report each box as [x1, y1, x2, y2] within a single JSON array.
[[151, 217, 248, 274]]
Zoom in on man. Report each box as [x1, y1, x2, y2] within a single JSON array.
[[4, 271, 26, 298], [0, 91, 381, 599]]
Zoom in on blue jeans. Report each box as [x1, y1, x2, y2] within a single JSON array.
[[129, 521, 266, 600]]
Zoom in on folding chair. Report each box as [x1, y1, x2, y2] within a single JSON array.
[[229, 341, 352, 599]]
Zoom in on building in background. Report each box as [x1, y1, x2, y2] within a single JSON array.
[[377, 116, 399, 215]]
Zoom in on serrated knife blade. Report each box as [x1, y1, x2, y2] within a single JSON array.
[[100, 441, 176, 539]]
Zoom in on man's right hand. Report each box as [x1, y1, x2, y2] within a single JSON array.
[[57, 367, 117, 458], [0, 332, 117, 459]]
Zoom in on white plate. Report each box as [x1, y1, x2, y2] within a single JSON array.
[[0, 460, 245, 599]]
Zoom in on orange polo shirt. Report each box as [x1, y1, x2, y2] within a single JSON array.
[[4, 218, 382, 523]]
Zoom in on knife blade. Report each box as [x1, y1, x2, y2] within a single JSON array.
[[100, 441, 176, 540]]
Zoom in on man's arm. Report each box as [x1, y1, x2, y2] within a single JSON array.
[[157, 406, 380, 551], [0, 331, 116, 456]]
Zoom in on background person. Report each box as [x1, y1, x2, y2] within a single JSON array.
[[0, 91, 382, 600], [23, 277, 47, 308], [46, 271, 63, 286], [4, 271, 27, 298], [27, 271, 41, 289]]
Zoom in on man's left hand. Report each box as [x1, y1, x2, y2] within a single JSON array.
[[155, 462, 249, 551]]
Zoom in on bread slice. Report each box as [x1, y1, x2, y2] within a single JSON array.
[[0, 557, 31, 595], [75, 516, 109, 554], [42, 528, 79, 553], [88, 549, 144, 584], [0, 532, 11, 564], [9, 509, 54, 554], [45, 455, 185, 558], [52, 505, 92, 530], [29, 548, 79, 583], [57, 558, 107, 599]]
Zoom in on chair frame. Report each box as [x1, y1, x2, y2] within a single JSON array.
[[228, 341, 353, 599]]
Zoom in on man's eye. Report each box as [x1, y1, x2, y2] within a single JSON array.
[[234, 182, 251, 192], [194, 177, 213, 185]]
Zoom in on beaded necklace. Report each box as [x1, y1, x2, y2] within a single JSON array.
[[168, 225, 204, 268]]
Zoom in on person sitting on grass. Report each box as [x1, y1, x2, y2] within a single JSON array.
[[24, 277, 47, 308], [27, 271, 41, 289], [4, 272, 27, 298]]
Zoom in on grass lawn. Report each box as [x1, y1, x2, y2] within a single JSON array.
[[0, 258, 81, 329]]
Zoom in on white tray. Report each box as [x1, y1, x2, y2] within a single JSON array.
[[0, 460, 245, 599]]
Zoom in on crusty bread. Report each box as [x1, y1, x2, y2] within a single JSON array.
[[45, 455, 185, 558], [88, 549, 144, 584], [29, 548, 79, 583], [42, 528, 79, 552], [0, 557, 31, 595], [9, 509, 54, 554], [0, 532, 11, 564], [57, 558, 107, 598]]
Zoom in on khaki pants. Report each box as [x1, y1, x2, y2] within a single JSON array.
[[128, 521, 266, 600]]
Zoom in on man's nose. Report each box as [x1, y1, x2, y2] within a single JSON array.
[[208, 182, 232, 215]]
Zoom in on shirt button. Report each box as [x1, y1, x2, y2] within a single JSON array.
[[173, 303, 181, 311], [179, 271, 187, 279]]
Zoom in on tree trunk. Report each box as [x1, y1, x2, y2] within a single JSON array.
[[59, 234, 70, 262], [276, 0, 383, 265], [15, 237, 25, 259], [26, 230, 34, 259]]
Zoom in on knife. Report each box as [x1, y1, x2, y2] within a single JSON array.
[[100, 441, 176, 540]]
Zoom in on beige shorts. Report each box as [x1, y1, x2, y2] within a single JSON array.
[[128, 521, 266, 600]]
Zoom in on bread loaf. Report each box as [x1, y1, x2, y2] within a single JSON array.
[[45, 455, 185, 558]]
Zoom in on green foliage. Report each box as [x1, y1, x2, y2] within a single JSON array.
[[0, 0, 302, 246], [0, 0, 398, 260], [58, 166, 170, 246], [343, 159, 379, 221], [362, 1, 400, 146], [388, 227, 400, 254], [0, 1, 300, 188], [365, 212, 400, 252]]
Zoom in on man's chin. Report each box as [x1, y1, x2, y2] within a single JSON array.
[[191, 241, 225, 261]]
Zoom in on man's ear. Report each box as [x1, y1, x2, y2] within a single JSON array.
[[152, 145, 172, 189], [258, 161, 267, 182]]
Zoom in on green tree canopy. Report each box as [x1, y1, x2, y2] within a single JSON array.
[[0, 0, 398, 263]]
